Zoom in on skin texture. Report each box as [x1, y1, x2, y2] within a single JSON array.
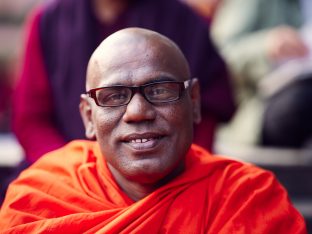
[[80, 28, 201, 201]]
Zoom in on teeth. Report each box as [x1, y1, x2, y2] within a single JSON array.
[[130, 138, 152, 143]]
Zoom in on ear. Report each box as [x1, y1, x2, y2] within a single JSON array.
[[79, 94, 96, 140], [190, 78, 201, 124]]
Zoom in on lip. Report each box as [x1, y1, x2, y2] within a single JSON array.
[[120, 132, 167, 152]]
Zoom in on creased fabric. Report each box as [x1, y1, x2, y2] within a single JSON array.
[[0, 140, 307, 233]]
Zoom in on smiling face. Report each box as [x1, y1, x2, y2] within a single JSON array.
[[80, 28, 201, 185]]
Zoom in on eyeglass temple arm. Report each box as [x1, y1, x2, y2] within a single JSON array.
[[184, 78, 195, 89]]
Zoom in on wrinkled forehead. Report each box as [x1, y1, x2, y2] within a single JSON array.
[[86, 29, 190, 89]]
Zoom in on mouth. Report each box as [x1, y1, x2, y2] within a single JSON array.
[[121, 133, 166, 151]]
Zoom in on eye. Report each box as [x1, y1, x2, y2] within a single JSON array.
[[150, 87, 170, 96], [96, 88, 130, 105], [146, 83, 179, 101], [110, 92, 128, 100]]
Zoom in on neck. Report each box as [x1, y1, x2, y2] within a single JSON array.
[[92, 0, 127, 25], [108, 163, 185, 201]]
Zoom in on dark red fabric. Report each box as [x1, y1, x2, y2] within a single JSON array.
[[12, 8, 66, 163]]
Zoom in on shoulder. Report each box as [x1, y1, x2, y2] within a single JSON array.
[[3, 140, 99, 202], [30, 140, 97, 173], [189, 144, 278, 190], [0, 140, 101, 229], [10, 140, 99, 188], [189, 145, 306, 232], [40, 0, 75, 14], [39, 0, 89, 29]]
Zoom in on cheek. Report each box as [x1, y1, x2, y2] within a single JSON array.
[[160, 102, 194, 155], [93, 109, 122, 141], [164, 102, 193, 132], [158, 104, 193, 171]]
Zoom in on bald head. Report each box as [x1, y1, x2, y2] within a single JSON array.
[[86, 27, 190, 90]]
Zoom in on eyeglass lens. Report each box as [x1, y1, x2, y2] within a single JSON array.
[[94, 82, 182, 106]]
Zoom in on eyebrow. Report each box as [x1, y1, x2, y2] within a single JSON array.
[[102, 75, 178, 87], [145, 76, 177, 84]]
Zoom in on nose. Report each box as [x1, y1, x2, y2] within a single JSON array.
[[122, 93, 157, 123]]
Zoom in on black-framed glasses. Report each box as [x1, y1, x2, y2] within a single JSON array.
[[86, 79, 192, 107]]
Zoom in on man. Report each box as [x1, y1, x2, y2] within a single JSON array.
[[0, 28, 306, 233], [2, 0, 236, 204]]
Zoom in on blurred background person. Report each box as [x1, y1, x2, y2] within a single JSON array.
[[212, 0, 312, 149], [0, 0, 42, 132], [0, 0, 42, 204]]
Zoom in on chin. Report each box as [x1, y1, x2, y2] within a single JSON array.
[[124, 158, 183, 185], [128, 173, 167, 185]]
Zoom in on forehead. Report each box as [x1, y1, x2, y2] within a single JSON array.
[[88, 33, 189, 88]]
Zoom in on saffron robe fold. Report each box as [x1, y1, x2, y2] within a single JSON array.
[[0, 140, 307, 233]]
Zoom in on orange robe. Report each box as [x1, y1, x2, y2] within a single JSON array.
[[0, 140, 307, 233]]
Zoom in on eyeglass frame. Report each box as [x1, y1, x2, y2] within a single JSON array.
[[86, 79, 193, 107]]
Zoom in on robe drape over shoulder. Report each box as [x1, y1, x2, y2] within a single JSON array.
[[0, 140, 307, 233]]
